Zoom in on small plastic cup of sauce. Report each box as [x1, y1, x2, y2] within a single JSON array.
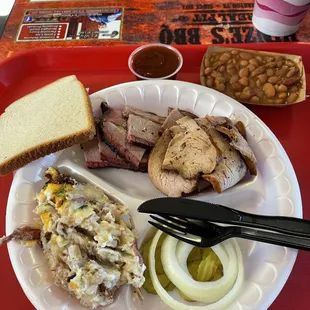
[[128, 43, 183, 80]]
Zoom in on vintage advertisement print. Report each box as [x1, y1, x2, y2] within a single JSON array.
[[17, 8, 123, 42]]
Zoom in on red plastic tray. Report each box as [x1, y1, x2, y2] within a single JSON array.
[[0, 43, 310, 310]]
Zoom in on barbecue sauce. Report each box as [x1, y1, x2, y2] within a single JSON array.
[[132, 45, 181, 79]]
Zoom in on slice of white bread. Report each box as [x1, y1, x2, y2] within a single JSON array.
[[0, 75, 96, 175]]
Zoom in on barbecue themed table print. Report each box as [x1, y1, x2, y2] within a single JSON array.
[[0, 1, 309, 61], [17, 8, 123, 41]]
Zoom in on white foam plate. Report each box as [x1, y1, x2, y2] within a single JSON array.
[[6, 80, 302, 310]]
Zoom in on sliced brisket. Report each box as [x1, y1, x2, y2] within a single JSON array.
[[100, 121, 146, 168], [98, 139, 138, 170], [235, 120, 247, 140], [100, 102, 127, 128], [139, 152, 149, 171], [216, 125, 257, 176], [99, 103, 148, 168], [167, 107, 197, 119], [205, 115, 257, 176], [83, 138, 111, 168], [161, 108, 184, 132], [196, 118, 248, 193], [83, 137, 146, 171], [127, 114, 161, 147], [122, 105, 166, 124]]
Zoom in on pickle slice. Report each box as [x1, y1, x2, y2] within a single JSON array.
[[141, 231, 223, 299]]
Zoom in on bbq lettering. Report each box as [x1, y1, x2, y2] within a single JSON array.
[[159, 25, 201, 45], [211, 27, 297, 44]]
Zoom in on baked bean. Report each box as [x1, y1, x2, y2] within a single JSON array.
[[204, 67, 212, 75], [215, 83, 225, 92], [239, 68, 249, 78], [227, 67, 237, 75], [213, 61, 220, 69], [285, 59, 295, 67], [275, 56, 284, 62], [275, 66, 288, 77], [256, 80, 261, 87], [243, 86, 254, 96], [240, 52, 252, 60], [235, 92, 241, 98], [232, 83, 242, 91], [211, 71, 220, 78], [228, 59, 234, 65], [239, 77, 249, 87], [240, 92, 251, 101], [256, 89, 264, 99], [268, 76, 281, 84], [206, 77, 214, 87], [227, 63, 235, 70], [257, 74, 268, 83], [240, 60, 248, 67], [255, 56, 263, 63], [231, 49, 239, 55], [275, 98, 284, 104], [249, 79, 256, 89], [278, 84, 287, 92], [287, 92, 298, 103], [266, 69, 274, 77], [263, 83, 276, 98], [276, 60, 283, 68], [286, 67, 296, 78], [219, 65, 225, 73], [266, 56, 275, 62], [216, 76, 225, 84], [250, 96, 259, 104], [249, 59, 259, 66], [204, 58, 210, 67], [230, 75, 239, 84], [232, 59, 237, 65], [289, 85, 298, 92], [278, 92, 288, 99], [220, 52, 231, 62], [247, 64, 256, 72], [252, 66, 266, 76], [266, 62, 277, 68]]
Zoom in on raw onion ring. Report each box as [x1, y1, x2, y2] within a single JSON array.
[[149, 230, 244, 310]]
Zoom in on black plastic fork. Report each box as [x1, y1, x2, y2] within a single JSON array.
[[149, 215, 310, 250]]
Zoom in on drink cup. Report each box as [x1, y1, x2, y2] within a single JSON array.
[[252, 0, 310, 36]]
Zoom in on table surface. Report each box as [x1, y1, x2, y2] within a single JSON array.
[[1, 0, 310, 60], [1, 1, 310, 310]]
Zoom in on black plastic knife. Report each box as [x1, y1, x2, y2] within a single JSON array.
[[138, 197, 310, 237]]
